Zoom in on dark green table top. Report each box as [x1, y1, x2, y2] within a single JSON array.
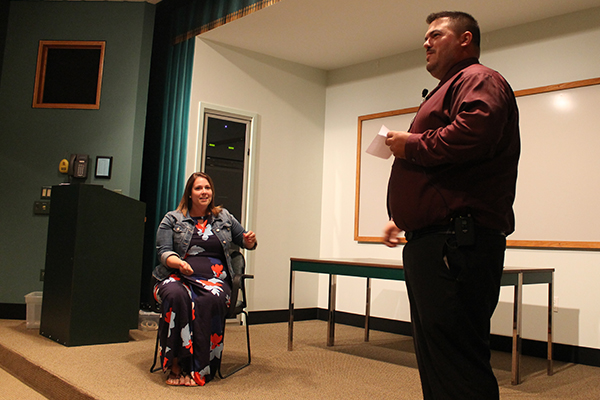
[[290, 258, 553, 285]]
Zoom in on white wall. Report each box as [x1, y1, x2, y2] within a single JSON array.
[[188, 39, 327, 311], [320, 7, 600, 349]]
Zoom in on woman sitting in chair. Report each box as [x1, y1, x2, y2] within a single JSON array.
[[153, 172, 257, 386]]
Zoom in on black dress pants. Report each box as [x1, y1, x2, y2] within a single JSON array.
[[403, 230, 506, 400]]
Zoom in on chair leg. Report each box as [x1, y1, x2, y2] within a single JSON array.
[[244, 311, 251, 365], [150, 330, 161, 373], [218, 311, 251, 379]]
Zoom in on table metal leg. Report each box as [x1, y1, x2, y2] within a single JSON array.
[[288, 268, 295, 351], [327, 274, 337, 346], [511, 272, 523, 385], [365, 277, 371, 342], [548, 275, 554, 375]]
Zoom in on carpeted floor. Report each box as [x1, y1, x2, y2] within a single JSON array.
[[0, 366, 47, 400], [1, 318, 600, 399]]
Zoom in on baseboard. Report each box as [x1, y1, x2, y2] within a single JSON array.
[[0, 303, 25, 320], [249, 307, 600, 369]]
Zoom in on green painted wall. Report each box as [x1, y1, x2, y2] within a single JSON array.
[[0, 1, 155, 304]]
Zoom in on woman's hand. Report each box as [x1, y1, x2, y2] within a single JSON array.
[[167, 255, 193, 275], [243, 231, 257, 249]]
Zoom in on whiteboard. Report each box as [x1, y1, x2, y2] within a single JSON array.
[[355, 78, 600, 250]]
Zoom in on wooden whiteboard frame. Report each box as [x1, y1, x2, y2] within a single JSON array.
[[355, 77, 600, 250]]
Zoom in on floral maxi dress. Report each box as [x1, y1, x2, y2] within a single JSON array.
[[154, 215, 231, 386]]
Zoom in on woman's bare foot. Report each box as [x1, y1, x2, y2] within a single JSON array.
[[166, 358, 186, 386], [182, 374, 197, 386], [166, 371, 183, 386]]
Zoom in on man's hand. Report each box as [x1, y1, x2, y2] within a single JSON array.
[[382, 220, 403, 248], [385, 130, 411, 158]]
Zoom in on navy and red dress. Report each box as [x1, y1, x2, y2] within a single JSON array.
[[154, 215, 231, 385]]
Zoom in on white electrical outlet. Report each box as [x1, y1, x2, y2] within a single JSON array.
[[553, 296, 559, 313]]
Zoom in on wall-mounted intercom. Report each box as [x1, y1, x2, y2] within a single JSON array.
[[68, 154, 89, 179]]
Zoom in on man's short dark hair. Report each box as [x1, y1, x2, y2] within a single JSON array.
[[426, 11, 480, 49]]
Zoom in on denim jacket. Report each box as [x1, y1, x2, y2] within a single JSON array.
[[153, 208, 255, 281]]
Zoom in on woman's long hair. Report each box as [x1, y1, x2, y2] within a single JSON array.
[[176, 172, 222, 217]]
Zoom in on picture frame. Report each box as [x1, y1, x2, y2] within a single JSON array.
[[32, 40, 106, 109], [95, 156, 113, 179]]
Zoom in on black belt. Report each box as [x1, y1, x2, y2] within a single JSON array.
[[405, 225, 505, 241]]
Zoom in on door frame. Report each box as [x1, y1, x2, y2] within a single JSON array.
[[193, 102, 258, 232]]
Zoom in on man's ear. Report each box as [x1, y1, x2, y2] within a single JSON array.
[[460, 31, 473, 48]]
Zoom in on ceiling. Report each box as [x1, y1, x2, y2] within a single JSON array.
[[200, 0, 600, 70]]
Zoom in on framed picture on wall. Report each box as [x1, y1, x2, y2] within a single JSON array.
[[95, 156, 113, 179], [32, 40, 106, 109]]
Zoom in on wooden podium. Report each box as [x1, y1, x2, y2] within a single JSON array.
[[40, 184, 145, 346]]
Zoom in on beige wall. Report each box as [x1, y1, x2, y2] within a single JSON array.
[[320, 7, 600, 349]]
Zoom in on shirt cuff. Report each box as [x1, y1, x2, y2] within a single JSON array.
[[404, 134, 420, 163]]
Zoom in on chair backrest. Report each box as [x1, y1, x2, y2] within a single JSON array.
[[227, 250, 253, 319], [230, 250, 245, 276]]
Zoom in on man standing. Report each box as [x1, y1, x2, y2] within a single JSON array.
[[383, 11, 520, 400]]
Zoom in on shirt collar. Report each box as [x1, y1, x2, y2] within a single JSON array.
[[439, 57, 480, 86], [424, 58, 480, 101]]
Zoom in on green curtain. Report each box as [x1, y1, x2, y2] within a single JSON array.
[[176, 0, 281, 43], [154, 37, 195, 224]]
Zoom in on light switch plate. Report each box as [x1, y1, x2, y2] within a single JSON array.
[[34, 200, 50, 215]]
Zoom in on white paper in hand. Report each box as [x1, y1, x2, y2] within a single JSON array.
[[366, 125, 393, 159]]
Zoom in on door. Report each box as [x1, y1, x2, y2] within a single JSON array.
[[199, 106, 256, 227]]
